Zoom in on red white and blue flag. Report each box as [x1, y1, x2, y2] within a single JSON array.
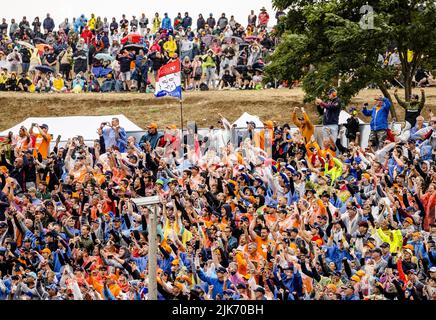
[[154, 59, 182, 99]]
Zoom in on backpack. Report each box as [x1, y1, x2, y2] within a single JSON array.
[[199, 83, 209, 91]]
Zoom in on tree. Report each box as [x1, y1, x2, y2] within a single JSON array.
[[266, 0, 436, 120]]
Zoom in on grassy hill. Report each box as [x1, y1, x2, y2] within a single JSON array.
[[1, 87, 435, 131]]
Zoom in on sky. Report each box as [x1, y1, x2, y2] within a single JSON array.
[[1, 0, 276, 27]]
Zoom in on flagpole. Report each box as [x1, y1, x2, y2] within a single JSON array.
[[180, 98, 184, 155], [178, 53, 184, 160]]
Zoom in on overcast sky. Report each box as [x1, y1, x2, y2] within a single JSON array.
[[1, 0, 276, 27]]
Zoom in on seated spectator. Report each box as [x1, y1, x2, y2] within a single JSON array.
[[100, 73, 116, 92], [87, 74, 101, 92], [72, 73, 85, 93], [5, 72, 19, 91], [218, 69, 235, 90], [52, 73, 67, 92]]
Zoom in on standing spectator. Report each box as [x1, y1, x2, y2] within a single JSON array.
[[197, 14, 206, 30], [41, 47, 57, 71], [248, 10, 257, 26], [88, 13, 96, 30], [0, 18, 8, 35], [258, 7, 270, 28], [182, 12, 192, 30], [207, 13, 216, 29], [7, 48, 21, 73], [102, 17, 109, 33], [229, 16, 237, 30], [58, 47, 73, 81], [59, 18, 71, 34], [291, 107, 314, 143], [202, 50, 217, 90], [119, 14, 129, 30], [73, 46, 88, 75], [133, 49, 148, 92], [98, 118, 127, 152], [182, 56, 193, 90], [110, 17, 118, 35], [394, 88, 426, 127], [163, 35, 177, 58], [362, 96, 392, 150], [217, 13, 228, 31], [161, 13, 172, 30], [43, 13, 55, 33], [30, 123, 51, 159], [19, 16, 30, 32], [19, 46, 31, 74], [139, 123, 163, 150], [152, 13, 161, 34], [9, 19, 18, 39], [316, 88, 342, 142], [192, 55, 203, 90], [32, 17, 41, 34], [174, 12, 183, 30], [130, 16, 138, 32], [74, 14, 87, 33], [343, 108, 361, 145], [148, 51, 166, 82], [180, 35, 194, 60], [116, 49, 135, 91], [139, 13, 149, 36]]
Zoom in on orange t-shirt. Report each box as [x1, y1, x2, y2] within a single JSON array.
[[33, 133, 51, 159], [255, 235, 271, 259]]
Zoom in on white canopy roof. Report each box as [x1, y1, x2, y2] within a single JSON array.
[[232, 112, 265, 128], [0, 115, 143, 141], [232, 110, 363, 128]]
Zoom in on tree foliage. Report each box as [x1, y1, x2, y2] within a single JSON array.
[[266, 0, 436, 117]]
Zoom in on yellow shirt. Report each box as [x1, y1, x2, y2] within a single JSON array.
[[53, 78, 64, 91], [88, 18, 96, 30]]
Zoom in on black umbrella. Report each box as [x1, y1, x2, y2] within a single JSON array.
[[35, 65, 54, 73], [33, 37, 47, 45], [122, 44, 145, 53]]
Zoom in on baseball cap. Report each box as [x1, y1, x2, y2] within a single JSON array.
[[254, 286, 265, 294], [327, 87, 337, 95], [216, 266, 227, 274], [40, 124, 48, 129], [351, 275, 361, 282], [27, 272, 37, 280], [147, 123, 158, 129]]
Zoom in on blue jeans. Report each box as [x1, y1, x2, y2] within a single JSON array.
[[22, 63, 30, 73]]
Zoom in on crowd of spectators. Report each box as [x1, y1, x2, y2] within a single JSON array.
[[0, 8, 281, 93], [0, 83, 435, 300]]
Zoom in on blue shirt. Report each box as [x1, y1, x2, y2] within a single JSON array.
[[103, 126, 127, 152]]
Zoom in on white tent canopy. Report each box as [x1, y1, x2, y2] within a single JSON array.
[[232, 112, 265, 128], [339, 110, 364, 125], [0, 115, 143, 142], [232, 111, 364, 128]]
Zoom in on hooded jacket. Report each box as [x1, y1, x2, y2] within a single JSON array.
[[362, 97, 391, 131]]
